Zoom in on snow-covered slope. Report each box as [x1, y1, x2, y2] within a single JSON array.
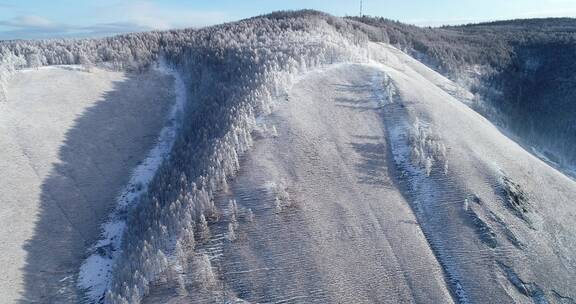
[[370, 42, 576, 303], [144, 64, 454, 303], [140, 43, 576, 304], [0, 66, 176, 303]]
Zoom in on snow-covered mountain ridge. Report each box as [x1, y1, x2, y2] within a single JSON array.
[[0, 11, 575, 304]]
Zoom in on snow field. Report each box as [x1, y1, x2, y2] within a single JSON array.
[[0, 65, 176, 303]]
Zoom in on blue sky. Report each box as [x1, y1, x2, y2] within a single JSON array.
[[1, 0, 576, 40]]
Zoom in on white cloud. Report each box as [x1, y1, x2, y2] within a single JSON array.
[[0, 15, 150, 40], [0, 15, 61, 30], [117, 0, 232, 30], [0, 1, 233, 40]]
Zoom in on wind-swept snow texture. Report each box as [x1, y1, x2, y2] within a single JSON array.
[[141, 43, 576, 304], [143, 64, 454, 303], [369, 42, 576, 303], [0, 65, 176, 303]]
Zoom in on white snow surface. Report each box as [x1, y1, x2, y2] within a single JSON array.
[[368, 42, 576, 303], [3, 41, 576, 304], [0, 64, 176, 303], [144, 62, 454, 304], [78, 61, 186, 301], [144, 43, 576, 304]]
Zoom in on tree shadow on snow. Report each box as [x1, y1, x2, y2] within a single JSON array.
[[331, 83, 372, 93], [18, 70, 174, 303], [349, 138, 390, 186], [334, 96, 379, 112]]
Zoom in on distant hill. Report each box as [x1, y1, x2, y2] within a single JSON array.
[[351, 15, 576, 169]]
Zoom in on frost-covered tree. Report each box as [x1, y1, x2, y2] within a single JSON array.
[[190, 254, 216, 289], [274, 197, 282, 214], [176, 274, 187, 296], [226, 223, 237, 242], [245, 208, 255, 223], [25, 52, 41, 69], [198, 214, 210, 241], [228, 199, 238, 216], [230, 212, 238, 229]]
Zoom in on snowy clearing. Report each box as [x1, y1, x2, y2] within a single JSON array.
[[0, 65, 176, 303]]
